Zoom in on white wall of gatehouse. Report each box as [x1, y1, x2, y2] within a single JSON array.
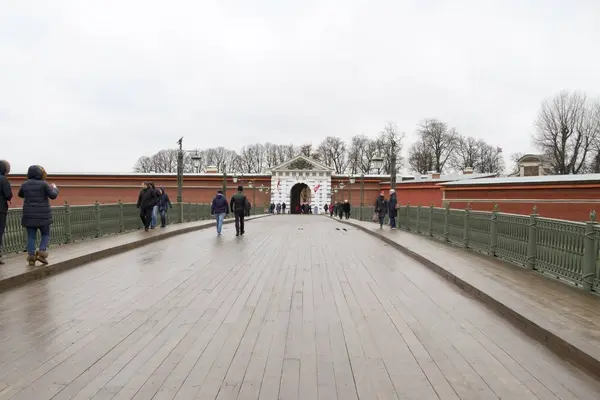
[[270, 170, 332, 213]]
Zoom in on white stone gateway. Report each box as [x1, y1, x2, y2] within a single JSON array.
[[269, 155, 333, 214]]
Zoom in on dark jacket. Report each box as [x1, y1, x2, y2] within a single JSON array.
[[18, 165, 59, 227], [0, 160, 12, 214], [157, 189, 172, 211], [343, 202, 351, 213], [388, 193, 398, 217], [211, 193, 228, 214], [375, 196, 387, 217], [230, 192, 248, 214], [137, 187, 157, 210]]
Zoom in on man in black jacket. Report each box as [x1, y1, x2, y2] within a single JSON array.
[[230, 186, 249, 236], [136, 182, 157, 232], [0, 160, 13, 265]]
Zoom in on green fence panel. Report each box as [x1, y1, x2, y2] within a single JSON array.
[[495, 213, 529, 266], [536, 218, 585, 284], [469, 211, 492, 253], [447, 209, 465, 245]]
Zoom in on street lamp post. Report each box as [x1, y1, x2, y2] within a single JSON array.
[[222, 164, 227, 197], [191, 154, 202, 173], [248, 180, 255, 215], [390, 139, 397, 190], [348, 175, 356, 205], [360, 173, 365, 221]]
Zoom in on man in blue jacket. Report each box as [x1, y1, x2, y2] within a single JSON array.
[[211, 190, 229, 235]]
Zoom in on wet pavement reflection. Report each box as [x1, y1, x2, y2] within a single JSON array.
[[0, 216, 598, 400]]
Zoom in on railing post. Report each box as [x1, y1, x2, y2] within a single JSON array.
[[94, 201, 101, 238], [178, 201, 183, 224], [489, 204, 498, 257], [406, 203, 411, 231], [443, 204, 450, 242], [463, 203, 470, 248], [416, 205, 421, 233], [196, 203, 200, 221], [428, 204, 433, 237], [582, 210, 596, 291], [526, 206, 538, 270], [64, 201, 72, 244], [118, 200, 124, 233]]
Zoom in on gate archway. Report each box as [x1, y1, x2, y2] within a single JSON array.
[[290, 183, 311, 214]]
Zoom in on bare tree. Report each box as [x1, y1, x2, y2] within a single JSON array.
[[417, 119, 457, 173], [150, 149, 179, 173], [449, 136, 482, 171], [376, 122, 404, 174], [408, 140, 434, 174], [133, 156, 154, 173], [239, 144, 266, 173], [585, 101, 600, 172], [509, 152, 523, 175], [476, 144, 504, 174], [317, 136, 348, 173], [534, 90, 597, 174], [347, 135, 378, 174], [298, 144, 314, 158]]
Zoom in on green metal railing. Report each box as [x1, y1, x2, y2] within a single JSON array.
[[350, 204, 600, 294], [0, 201, 220, 255]]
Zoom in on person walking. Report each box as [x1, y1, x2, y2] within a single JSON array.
[[324, 204, 328, 214], [343, 199, 351, 219], [388, 189, 398, 229], [18, 165, 59, 266], [0, 160, 13, 265], [157, 187, 172, 228], [329, 203, 334, 217], [230, 186, 249, 236], [211, 190, 229, 235], [375, 191, 387, 229], [281, 202, 286, 214], [136, 182, 156, 232], [276, 203, 281, 214], [149, 182, 159, 229]]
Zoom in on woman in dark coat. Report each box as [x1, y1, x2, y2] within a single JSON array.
[[375, 191, 387, 228], [18, 165, 59, 266]]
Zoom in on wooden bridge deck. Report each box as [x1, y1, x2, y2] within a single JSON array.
[[0, 216, 598, 399]]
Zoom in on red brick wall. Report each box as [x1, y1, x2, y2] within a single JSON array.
[[443, 184, 600, 222], [5, 174, 273, 208]]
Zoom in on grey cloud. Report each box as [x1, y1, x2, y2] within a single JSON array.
[[1, 0, 599, 173]]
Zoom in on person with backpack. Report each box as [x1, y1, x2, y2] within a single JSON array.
[[230, 186, 249, 236], [18, 165, 59, 266], [211, 190, 229, 235], [0, 160, 13, 265]]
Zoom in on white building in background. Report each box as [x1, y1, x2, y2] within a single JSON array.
[[269, 155, 333, 214]]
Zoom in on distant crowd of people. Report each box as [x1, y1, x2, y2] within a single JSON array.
[[325, 200, 351, 219], [269, 202, 287, 214]]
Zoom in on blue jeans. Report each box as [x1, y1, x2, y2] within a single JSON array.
[[151, 206, 158, 228], [27, 226, 50, 255], [216, 213, 225, 234], [389, 216, 396, 229]]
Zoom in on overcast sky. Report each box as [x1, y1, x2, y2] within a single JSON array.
[[1, 0, 599, 173]]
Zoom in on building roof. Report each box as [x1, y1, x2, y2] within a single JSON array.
[[396, 172, 497, 184], [440, 173, 600, 186], [8, 171, 271, 177]]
